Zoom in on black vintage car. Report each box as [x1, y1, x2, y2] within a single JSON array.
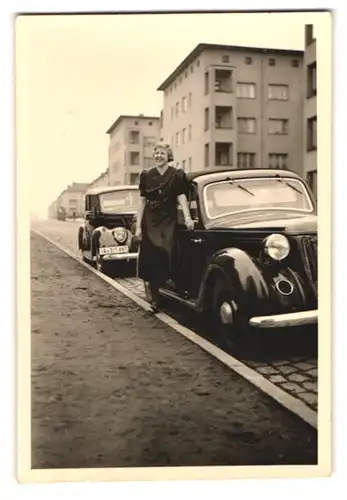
[[78, 185, 141, 274], [159, 168, 318, 348]]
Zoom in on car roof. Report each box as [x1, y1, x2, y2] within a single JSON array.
[[187, 168, 305, 187], [85, 184, 139, 196]]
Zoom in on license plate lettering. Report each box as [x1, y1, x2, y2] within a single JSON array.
[[99, 246, 129, 255]]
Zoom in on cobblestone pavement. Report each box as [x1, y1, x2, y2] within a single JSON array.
[[32, 220, 318, 413]]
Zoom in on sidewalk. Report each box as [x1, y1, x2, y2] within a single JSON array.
[[30, 231, 317, 469]]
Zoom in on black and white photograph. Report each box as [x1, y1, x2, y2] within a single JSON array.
[[15, 8, 332, 483]]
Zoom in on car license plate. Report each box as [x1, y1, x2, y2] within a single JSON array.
[[99, 246, 129, 255]]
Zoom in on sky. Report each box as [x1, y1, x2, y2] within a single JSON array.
[[15, 11, 325, 218]]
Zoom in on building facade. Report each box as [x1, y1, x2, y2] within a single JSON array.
[[303, 25, 317, 199], [158, 43, 304, 175], [55, 182, 89, 218], [106, 115, 160, 186], [88, 168, 110, 190]]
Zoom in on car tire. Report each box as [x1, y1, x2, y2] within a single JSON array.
[[212, 275, 261, 356], [78, 227, 84, 250]]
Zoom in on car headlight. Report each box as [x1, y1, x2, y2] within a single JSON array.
[[264, 234, 290, 261], [113, 227, 127, 244]]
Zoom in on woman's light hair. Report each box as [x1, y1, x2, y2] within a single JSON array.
[[153, 142, 174, 162]]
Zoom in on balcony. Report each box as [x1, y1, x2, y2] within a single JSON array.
[[215, 106, 233, 129], [214, 69, 233, 93], [215, 142, 233, 167]]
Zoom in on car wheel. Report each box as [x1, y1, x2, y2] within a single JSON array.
[[212, 276, 260, 356]]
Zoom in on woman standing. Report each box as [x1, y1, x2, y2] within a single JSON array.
[[135, 143, 194, 313]]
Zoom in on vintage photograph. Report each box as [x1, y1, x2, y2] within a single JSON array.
[[16, 10, 331, 481]]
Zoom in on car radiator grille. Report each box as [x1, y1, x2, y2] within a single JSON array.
[[297, 235, 318, 298]]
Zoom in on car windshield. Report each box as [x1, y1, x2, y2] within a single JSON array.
[[204, 178, 313, 219], [99, 190, 140, 213]]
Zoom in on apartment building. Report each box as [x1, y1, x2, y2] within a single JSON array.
[[88, 168, 110, 190], [303, 25, 317, 198], [158, 43, 304, 175], [106, 114, 160, 185], [55, 182, 89, 218]]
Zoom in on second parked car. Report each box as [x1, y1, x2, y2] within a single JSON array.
[[78, 185, 140, 275]]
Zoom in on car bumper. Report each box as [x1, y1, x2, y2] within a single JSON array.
[[96, 252, 138, 262], [249, 309, 318, 328]]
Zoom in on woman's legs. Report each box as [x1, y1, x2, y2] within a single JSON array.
[[144, 281, 160, 313]]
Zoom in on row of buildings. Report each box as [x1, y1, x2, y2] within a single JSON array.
[[48, 24, 317, 218]]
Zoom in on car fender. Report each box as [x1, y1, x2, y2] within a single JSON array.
[[197, 247, 270, 314], [91, 226, 134, 255]]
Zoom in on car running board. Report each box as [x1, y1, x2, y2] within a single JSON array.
[[159, 288, 197, 310]]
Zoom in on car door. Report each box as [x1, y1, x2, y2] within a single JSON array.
[[175, 190, 210, 299]]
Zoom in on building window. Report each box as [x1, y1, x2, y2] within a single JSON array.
[[269, 58, 276, 66], [307, 116, 317, 150], [307, 170, 317, 198], [134, 121, 138, 125], [129, 130, 140, 144], [204, 143, 209, 168], [307, 62, 317, 97], [182, 128, 186, 144], [245, 56, 252, 65], [222, 55, 230, 63], [176, 132, 180, 147], [268, 153, 288, 169], [305, 24, 315, 46], [268, 84, 289, 100], [149, 121, 152, 126], [237, 153, 256, 169], [238, 117, 256, 134], [204, 107, 209, 131], [197, 60, 200, 67], [215, 106, 233, 128], [204, 71, 209, 94], [182, 160, 186, 171], [188, 124, 192, 141], [159, 111, 163, 129], [188, 157, 192, 172], [237, 82, 256, 99], [268, 119, 289, 135], [144, 136, 156, 148], [144, 157, 156, 168], [171, 106, 174, 120], [175, 101, 180, 117], [185, 71, 188, 78], [182, 96, 187, 112], [179, 76, 182, 84], [130, 152, 140, 165], [188, 92, 192, 108], [215, 143, 233, 166], [292, 59, 299, 67], [190, 65, 194, 73], [130, 173, 139, 185], [214, 69, 232, 92]]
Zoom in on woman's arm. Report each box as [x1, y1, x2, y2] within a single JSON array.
[[135, 197, 146, 235], [177, 194, 194, 230]]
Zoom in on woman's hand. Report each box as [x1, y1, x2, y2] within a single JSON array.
[[135, 227, 142, 241], [185, 218, 195, 231]]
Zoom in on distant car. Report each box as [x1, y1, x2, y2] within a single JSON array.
[[78, 185, 140, 274], [57, 207, 66, 221], [159, 168, 318, 349]]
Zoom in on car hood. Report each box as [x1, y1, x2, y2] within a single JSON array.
[[208, 211, 317, 234]]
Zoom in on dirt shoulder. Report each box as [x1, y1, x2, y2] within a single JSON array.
[[30, 231, 317, 469]]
